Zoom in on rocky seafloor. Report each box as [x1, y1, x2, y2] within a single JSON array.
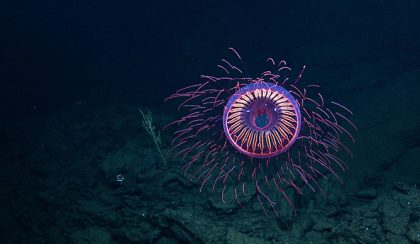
[[1, 66, 420, 243]]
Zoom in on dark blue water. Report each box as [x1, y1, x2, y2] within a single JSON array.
[[1, 0, 419, 243]]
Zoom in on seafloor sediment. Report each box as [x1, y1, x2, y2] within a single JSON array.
[[1, 66, 419, 243]]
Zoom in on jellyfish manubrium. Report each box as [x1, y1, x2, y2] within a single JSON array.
[[165, 48, 356, 216]]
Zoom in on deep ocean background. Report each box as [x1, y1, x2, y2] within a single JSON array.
[[1, 0, 420, 243]]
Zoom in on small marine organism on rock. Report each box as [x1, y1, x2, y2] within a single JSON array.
[[138, 108, 167, 168]]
